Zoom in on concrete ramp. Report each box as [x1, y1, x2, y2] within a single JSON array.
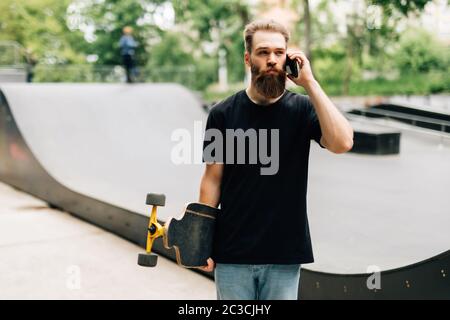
[[0, 83, 449, 299], [1, 83, 205, 216]]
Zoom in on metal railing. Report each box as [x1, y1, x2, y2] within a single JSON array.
[[0, 41, 197, 87], [30, 64, 197, 88], [0, 41, 24, 66]]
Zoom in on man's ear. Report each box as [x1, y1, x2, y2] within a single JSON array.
[[244, 51, 250, 68]]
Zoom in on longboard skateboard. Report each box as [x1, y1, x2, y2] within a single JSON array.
[[137, 193, 220, 268]]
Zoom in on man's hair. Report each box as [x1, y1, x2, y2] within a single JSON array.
[[243, 19, 290, 53], [123, 26, 133, 34]]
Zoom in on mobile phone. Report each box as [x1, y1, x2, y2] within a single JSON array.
[[285, 54, 299, 78]]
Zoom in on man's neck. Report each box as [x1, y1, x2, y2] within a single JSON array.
[[245, 85, 285, 106]]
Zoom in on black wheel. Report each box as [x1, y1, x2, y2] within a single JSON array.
[[138, 253, 158, 267], [146, 193, 166, 206]]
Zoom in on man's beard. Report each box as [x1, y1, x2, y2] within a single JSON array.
[[250, 61, 286, 99]]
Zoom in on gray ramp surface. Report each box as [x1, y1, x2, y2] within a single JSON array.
[[308, 126, 450, 273], [1, 83, 206, 219]]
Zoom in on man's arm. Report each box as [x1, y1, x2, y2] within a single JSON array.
[[199, 163, 223, 207], [287, 51, 354, 154], [197, 163, 223, 272], [304, 80, 354, 154]]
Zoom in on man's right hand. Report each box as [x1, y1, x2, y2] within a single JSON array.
[[198, 258, 215, 272]]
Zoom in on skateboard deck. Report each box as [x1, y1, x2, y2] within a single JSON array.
[[164, 202, 220, 268]]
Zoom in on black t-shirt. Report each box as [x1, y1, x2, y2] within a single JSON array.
[[202, 89, 324, 264]]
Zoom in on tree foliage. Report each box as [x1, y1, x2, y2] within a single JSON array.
[[0, 0, 85, 64], [0, 0, 447, 94]]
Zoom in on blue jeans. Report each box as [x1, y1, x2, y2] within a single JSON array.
[[214, 263, 301, 300]]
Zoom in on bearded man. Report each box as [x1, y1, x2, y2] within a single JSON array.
[[199, 19, 354, 300]]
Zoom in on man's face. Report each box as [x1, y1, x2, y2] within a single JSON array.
[[246, 31, 287, 99]]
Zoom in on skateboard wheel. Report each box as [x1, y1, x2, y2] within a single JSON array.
[[138, 253, 158, 267], [146, 193, 166, 206]]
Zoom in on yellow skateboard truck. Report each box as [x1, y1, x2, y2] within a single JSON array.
[[137, 193, 166, 267]]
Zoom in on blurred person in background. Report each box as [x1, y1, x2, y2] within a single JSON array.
[[119, 26, 138, 83], [24, 48, 37, 83]]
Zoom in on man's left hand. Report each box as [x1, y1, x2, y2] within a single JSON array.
[[287, 51, 316, 88]]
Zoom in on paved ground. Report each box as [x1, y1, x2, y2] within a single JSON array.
[[0, 182, 216, 300]]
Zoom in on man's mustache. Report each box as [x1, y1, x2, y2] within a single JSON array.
[[258, 67, 285, 76]]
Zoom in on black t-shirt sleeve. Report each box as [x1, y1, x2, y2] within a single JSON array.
[[202, 107, 225, 163], [304, 96, 325, 148]]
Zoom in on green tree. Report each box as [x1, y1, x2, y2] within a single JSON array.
[[67, 0, 169, 66], [0, 0, 85, 65], [172, 0, 250, 83], [394, 28, 449, 73], [340, 0, 435, 94], [370, 0, 432, 15], [143, 31, 217, 90]]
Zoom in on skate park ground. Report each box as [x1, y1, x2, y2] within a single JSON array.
[[0, 182, 215, 300]]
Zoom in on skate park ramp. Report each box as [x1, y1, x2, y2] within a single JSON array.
[[0, 83, 205, 217], [0, 83, 206, 274], [0, 83, 449, 299], [305, 128, 450, 299]]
